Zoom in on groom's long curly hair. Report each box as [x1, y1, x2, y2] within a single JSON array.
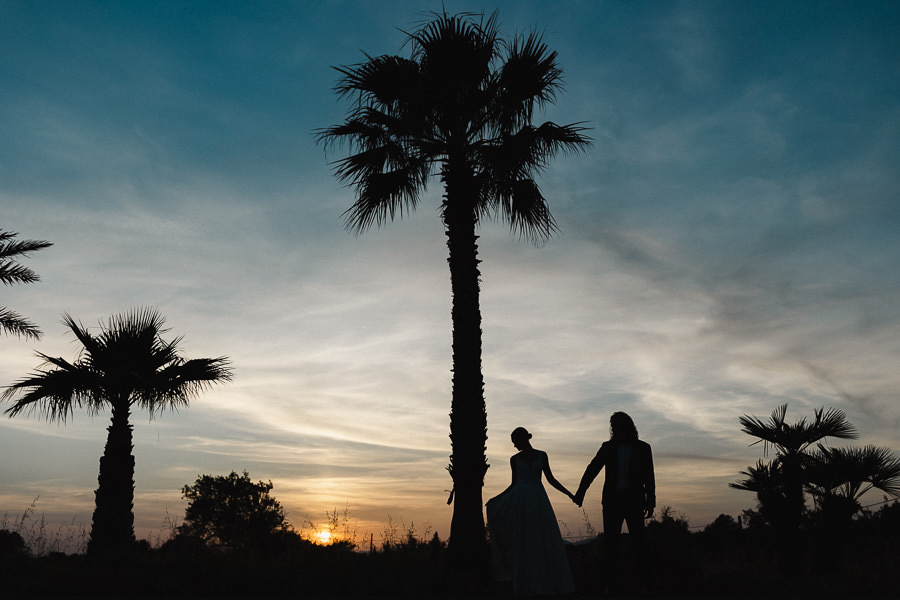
[[610, 411, 639, 441]]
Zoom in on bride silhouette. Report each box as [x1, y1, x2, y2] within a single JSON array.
[[486, 427, 575, 596]]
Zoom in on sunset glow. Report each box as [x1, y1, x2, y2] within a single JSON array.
[[316, 529, 332, 545]]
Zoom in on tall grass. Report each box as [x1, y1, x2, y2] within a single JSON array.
[[0, 497, 88, 556], [557, 508, 597, 542], [299, 503, 360, 548], [0, 498, 442, 557], [295, 505, 438, 552]]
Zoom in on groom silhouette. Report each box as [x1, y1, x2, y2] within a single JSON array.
[[573, 412, 655, 594]]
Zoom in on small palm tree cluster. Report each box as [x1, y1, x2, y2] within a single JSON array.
[[731, 404, 900, 529], [0, 229, 52, 340], [2, 308, 233, 555], [805, 444, 900, 523]]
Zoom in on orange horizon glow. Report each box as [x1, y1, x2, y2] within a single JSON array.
[[316, 529, 333, 545]]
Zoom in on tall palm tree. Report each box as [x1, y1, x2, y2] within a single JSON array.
[[317, 10, 589, 564], [0, 230, 52, 340], [2, 308, 232, 555], [737, 404, 858, 530]]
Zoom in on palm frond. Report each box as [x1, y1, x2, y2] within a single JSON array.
[[4, 307, 232, 423], [0, 232, 52, 263], [491, 178, 557, 242], [531, 122, 593, 155], [315, 118, 389, 151], [2, 362, 101, 422], [342, 163, 430, 233], [61, 313, 100, 355], [409, 10, 499, 66], [807, 406, 858, 445], [730, 460, 782, 492], [473, 121, 588, 243], [806, 444, 900, 503], [738, 404, 806, 455], [332, 54, 421, 107], [104, 307, 167, 336], [409, 12, 498, 129], [740, 403, 859, 458], [0, 262, 41, 286], [0, 231, 51, 340], [0, 307, 43, 340], [839, 445, 900, 498], [492, 30, 562, 130], [332, 139, 413, 186], [139, 356, 233, 416], [479, 122, 590, 179], [861, 446, 900, 497], [806, 444, 857, 497]]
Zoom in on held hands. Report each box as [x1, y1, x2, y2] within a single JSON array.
[[556, 485, 575, 503], [572, 489, 585, 507]]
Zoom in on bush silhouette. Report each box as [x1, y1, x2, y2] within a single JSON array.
[[176, 471, 288, 551], [0, 529, 27, 558]]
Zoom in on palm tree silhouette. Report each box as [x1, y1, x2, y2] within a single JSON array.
[[2, 308, 232, 555], [803, 443, 900, 573], [806, 444, 900, 523], [730, 459, 793, 530], [317, 10, 589, 564], [733, 404, 859, 577], [736, 404, 858, 531], [0, 230, 52, 340]]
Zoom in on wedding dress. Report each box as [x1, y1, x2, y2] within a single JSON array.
[[486, 452, 575, 596]]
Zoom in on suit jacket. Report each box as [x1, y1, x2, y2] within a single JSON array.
[[578, 439, 655, 509]]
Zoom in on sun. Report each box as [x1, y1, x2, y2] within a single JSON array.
[[316, 529, 332, 545]]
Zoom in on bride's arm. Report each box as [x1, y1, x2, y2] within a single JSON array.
[[542, 452, 574, 499]]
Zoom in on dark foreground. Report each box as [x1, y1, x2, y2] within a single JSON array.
[[2, 508, 898, 599]]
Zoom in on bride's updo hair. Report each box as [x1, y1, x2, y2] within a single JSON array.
[[511, 427, 532, 444]]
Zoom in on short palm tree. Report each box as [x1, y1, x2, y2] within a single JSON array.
[[2, 308, 232, 555], [737, 404, 858, 530], [0, 229, 52, 340], [730, 459, 793, 530], [806, 444, 900, 523], [317, 10, 589, 564]]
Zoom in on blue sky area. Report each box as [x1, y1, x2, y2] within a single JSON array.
[[2, 1, 899, 544]]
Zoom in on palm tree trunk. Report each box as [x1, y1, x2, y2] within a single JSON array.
[[776, 453, 805, 579], [443, 166, 489, 577], [87, 397, 136, 555]]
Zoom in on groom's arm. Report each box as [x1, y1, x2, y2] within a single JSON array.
[[643, 443, 656, 516], [574, 445, 606, 506]]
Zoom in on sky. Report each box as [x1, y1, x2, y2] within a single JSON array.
[[2, 0, 899, 547]]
